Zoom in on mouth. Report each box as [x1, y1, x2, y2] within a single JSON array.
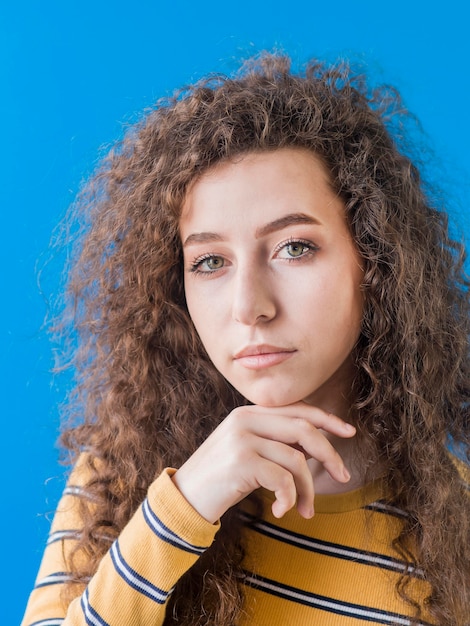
[[233, 345, 296, 370]]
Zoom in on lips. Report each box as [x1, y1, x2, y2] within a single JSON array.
[[233, 345, 296, 370]]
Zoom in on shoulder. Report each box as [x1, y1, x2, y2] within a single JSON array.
[[447, 447, 470, 492], [61, 452, 100, 497]]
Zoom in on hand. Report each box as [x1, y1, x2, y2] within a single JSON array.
[[171, 402, 356, 523]]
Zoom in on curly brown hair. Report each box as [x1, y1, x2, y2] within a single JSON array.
[[55, 53, 470, 624]]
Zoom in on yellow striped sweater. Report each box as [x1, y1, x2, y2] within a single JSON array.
[[22, 456, 468, 625]]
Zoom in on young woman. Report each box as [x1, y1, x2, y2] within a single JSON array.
[[22, 53, 470, 626]]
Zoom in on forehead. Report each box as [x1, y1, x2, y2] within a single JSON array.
[[188, 147, 331, 189], [179, 148, 345, 244], [180, 148, 338, 228]]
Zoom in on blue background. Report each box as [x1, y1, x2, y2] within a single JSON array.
[[2, 1, 469, 623]]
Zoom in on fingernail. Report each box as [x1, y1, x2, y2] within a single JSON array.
[[343, 467, 351, 481], [344, 423, 355, 433]]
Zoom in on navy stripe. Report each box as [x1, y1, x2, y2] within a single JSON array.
[[47, 529, 80, 545], [243, 572, 433, 626], [142, 498, 206, 555], [34, 572, 72, 589], [110, 540, 171, 604], [46, 529, 113, 546], [81, 589, 110, 626], [241, 512, 420, 577], [29, 620, 64, 626]]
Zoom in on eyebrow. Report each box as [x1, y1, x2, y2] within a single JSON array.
[[182, 212, 321, 247], [255, 212, 321, 238]]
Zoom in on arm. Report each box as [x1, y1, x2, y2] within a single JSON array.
[[21, 460, 220, 626], [23, 402, 354, 625], [172, 402, 355, 523]]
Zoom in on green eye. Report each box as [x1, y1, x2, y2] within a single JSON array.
[[205, 256, 224, 270], [191, 255, 226, 273], [276, 239, 317, 261], [286, 242, 308, 257]]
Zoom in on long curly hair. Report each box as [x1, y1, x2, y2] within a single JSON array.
[[54, 53, 470, 624]]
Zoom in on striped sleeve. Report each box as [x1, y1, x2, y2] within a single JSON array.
[[21, 464, 220, 626], [447, 450, 470, 495], [452, 456, 470, 492]]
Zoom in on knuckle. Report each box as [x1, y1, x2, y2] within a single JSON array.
[[277, 470, 295, 492], [228, 406, 253, 427], [226, 408, 241, 426], [294, 417, 314, 436], [289, 448, 307, 471], [225, 410, 247, 434], [228, 430, 251, 455]]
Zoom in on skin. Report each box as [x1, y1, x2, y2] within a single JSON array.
[[173, 148, 364, 524]]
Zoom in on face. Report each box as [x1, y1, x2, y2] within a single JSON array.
[[180, 148, 364, 413]]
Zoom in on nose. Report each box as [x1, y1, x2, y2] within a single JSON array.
[[231, 265, 277, 325]]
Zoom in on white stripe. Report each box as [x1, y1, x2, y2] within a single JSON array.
[[245, 575, 416, 625], [47, 529, 113, 545], [143, 499, 205, 554], [63, 485, 98, 501], [368, 501, 409, 517], [81, 591, 107, 626], [111, 542, 169, 602], [31, 620, 64, 626], [36, 573, 72, 586], [47, 530, 80, 544], [63, 486, 86, 497], [247, 517, 421, 575]]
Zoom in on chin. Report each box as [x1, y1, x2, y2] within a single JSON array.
[[242, 388, 305, 408]]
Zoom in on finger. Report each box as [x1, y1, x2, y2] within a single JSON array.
[[240, 403, 356, 439], [252, 456, 300, 519], [255, 439, 315, 519], [241, 412, 350, 484], [278, 403, 357, 439]]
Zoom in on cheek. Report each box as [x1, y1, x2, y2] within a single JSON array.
[[186, 296, 204, 337], [185, 289, 217, 353], [316, 264, 364, 337], [184, 282, 200, 326], [342, 281, 365, 350]]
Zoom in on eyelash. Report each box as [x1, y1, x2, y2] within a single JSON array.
[[274, 237, 319, 261], [189, 253, 223, 275], [189, 238, 318, 275]]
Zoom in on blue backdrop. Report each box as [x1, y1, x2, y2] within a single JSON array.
[[3, 1, 469, 623]]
